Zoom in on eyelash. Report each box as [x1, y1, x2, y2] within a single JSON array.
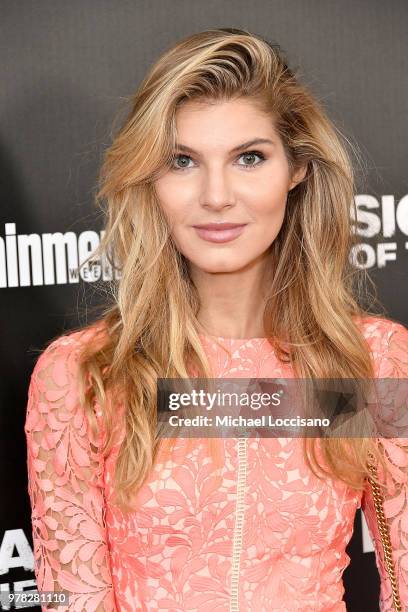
[[171, 150, 266, 171]]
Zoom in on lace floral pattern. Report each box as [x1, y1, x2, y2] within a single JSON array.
[[25, 330, 116, 611], [361, 320, 408, 611], [24, 317, 408, 611]]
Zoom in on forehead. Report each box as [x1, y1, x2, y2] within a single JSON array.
[[175, 97, 275, 134]]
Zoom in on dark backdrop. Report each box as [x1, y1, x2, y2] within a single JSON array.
[[1, 1, 407, 610]]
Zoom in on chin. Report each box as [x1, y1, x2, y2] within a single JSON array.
[[194, 259, 250, 274]]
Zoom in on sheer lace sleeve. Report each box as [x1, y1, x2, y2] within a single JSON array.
[[361, 321, 408, 611], [24, 333, 117, 611]]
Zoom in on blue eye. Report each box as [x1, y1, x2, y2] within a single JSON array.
[[237, 150, 266, 168], [172, 154, 194, 170], [171, 150, 266, 171]]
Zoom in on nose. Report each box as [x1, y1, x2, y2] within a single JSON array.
[[199, 165, 236, 211]]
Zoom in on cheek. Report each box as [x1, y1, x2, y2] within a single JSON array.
[[155, 180, 187, 224], [248, 186, 288, 223], [243, 167, 290, 207]]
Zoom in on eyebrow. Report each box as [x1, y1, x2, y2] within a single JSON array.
[[174, 138, 276, 155]]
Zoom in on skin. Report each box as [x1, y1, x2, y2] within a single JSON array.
[[153, 98, 307, 339]]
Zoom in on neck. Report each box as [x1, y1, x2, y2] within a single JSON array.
[[190, 254, 270, 339]]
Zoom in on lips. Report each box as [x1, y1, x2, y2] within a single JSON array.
[[193, 223, 247, 230], [192, 223, 248, 244]]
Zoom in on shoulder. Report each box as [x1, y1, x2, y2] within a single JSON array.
[[353, 314, 408, 377], [30, 319, 108, 380], [25, 320, 109, 440], [27, 320, 109, 416], [353, 313, 408, 347]]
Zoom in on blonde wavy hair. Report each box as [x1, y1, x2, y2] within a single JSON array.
[[65, 27, 389, 511]]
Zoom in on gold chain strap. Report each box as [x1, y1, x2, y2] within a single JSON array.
[[367, 451, 402, 611]]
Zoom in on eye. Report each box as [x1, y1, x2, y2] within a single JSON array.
[[236, 150, 266, 168], [172, 154, 194, 171], [170, 149, 266, 172]]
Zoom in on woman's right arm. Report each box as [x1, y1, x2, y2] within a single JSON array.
[[24, 334, 117, 612]]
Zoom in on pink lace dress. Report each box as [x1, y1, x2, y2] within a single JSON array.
[[24, 316, 408, 611]]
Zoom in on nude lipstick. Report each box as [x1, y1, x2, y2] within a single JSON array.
[[192, 222, 247, 243]]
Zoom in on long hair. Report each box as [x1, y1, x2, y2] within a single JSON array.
[[66, 27, 389, 511]]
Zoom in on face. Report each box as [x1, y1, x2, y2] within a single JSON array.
[[153, 98, 306, 276]]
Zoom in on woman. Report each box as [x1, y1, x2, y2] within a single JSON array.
[[25, 28, 408, 611]]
